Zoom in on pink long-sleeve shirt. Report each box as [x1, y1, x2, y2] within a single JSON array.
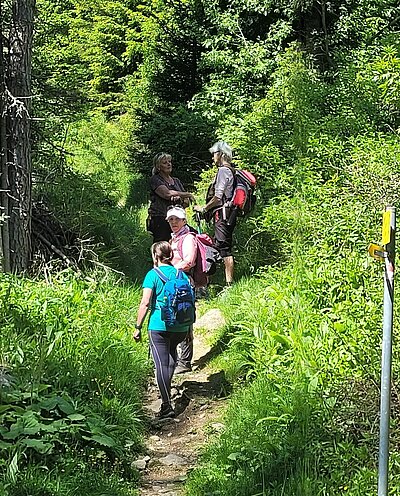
[[170, 227, 197, 273]]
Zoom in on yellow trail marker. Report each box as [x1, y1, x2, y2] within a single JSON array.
[[368, 243, 386, 261], [382, 210, 392, 246]]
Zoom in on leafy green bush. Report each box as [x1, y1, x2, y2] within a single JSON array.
[[0, 271, 149, 494], [186, 119, 397, 493]]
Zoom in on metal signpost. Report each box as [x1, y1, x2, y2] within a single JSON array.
[[369, 206, 396, 496]]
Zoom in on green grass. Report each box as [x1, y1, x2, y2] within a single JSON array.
[[187, 260, 384, 495], [185, 167, 393, 495], [0, 270, 150, 495]]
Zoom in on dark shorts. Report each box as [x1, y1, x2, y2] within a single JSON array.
[[149, 216, 171, 242], [214, 215, 236, 258]]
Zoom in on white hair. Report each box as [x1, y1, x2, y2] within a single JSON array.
[[209, 141, 233, 163]]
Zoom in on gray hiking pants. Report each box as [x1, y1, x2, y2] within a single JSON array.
[[177, 325, 193, 368]]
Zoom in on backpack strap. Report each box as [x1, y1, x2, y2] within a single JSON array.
[[153, 266, 180, 282], [153, 267, 169, 283], [225, 166, 236, 203]]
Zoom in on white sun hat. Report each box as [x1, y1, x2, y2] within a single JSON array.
[[166, 206, 186, 220]]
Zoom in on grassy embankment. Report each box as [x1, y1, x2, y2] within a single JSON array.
[[186, 141, 400, 495], [0, 116, 156, 495]]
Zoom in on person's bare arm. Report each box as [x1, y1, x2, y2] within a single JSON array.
[[133, 288, 152, 341], [194, 168, 230, 213], [193, 195, 221, 214], [154, 185, 194, 202]]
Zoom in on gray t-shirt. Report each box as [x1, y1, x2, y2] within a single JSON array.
[[149, 174, 185, 216], [213, 166, 235, 205]]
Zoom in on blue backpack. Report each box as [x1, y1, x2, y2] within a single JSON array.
[[154, 267, 196, 327]]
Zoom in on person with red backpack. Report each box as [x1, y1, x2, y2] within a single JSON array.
[[194, 141, 236, 286]]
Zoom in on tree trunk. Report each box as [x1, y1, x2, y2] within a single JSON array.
[[3, 0, 35, 272], [0, 0, 11, 272]]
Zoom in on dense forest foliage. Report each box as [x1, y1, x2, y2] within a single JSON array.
[[1, 0, 400, 494]]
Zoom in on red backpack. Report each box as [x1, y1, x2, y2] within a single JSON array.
[[227, 169, 257, 214], [204, 168, 257, 223], [177, 233, 221, 287]]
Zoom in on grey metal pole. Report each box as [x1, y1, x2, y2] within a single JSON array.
[[378, 206, 396, 496]]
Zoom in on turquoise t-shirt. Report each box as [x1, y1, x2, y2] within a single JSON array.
[[142, 265, 190, 332]]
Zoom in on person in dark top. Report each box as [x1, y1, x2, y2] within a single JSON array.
[[148, 152, 194, 242], [194, 141, 236, 285]]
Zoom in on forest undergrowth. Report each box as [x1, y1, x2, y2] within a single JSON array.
[[0, 270, 150, 495], [2, 1, 400, 493], [187, 188, 400, 495]]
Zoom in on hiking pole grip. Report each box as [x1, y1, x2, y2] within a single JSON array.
[[194, 211, 202, 233]]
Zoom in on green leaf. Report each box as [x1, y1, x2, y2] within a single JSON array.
[[333, 321, 345, 332], [83, 434, 116, 447], [269, 331, 292, 347], [38, 397, 59, 411], [41, 419, 67, 433], [11, 406, 25, 415], [21, 438, 54, 454], [38, 395, 75, 415], [6, 452, 18, 483], [56, 397, 75, 415], [2, 424, 23, 440], [68, 413, 86, 421], [256, 414, 292, 426], [21, 412, 41, 435]]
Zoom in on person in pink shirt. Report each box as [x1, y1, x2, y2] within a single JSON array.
[[166, 206, 197, 373], [168, 207, 197, 272]]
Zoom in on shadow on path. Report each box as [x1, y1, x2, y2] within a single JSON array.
[[191, 343, 224, 370], [174, 371, 231, 415]]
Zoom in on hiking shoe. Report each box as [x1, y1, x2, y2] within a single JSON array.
[[156, 403, 175, 419], [175, 364, 192, 375], [195, 287, 209, 301]]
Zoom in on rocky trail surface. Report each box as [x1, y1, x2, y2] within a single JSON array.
[[136, 309, 228, 496]]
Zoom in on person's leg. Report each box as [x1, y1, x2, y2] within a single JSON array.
[[223, 255, 234, 284], [149, 331, 187, 410], [169, 331, 188, 370], [149, 331, 174, 408], [150, 216, 172, 242], [214, 217, 235, 284], [195, 285, 209, 300], [176, 325, 193, 372]]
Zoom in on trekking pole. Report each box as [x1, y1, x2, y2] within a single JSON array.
[[369, 206, 396, 496], [194, 211, 202, 234]]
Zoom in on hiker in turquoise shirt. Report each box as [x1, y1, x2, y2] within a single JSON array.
[[133, 241, 190, 419]]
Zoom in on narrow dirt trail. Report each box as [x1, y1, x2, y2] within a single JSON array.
[[136, 309, 227, 496]]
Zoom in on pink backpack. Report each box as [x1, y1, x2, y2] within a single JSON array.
[[178, 233, 221, 287]]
